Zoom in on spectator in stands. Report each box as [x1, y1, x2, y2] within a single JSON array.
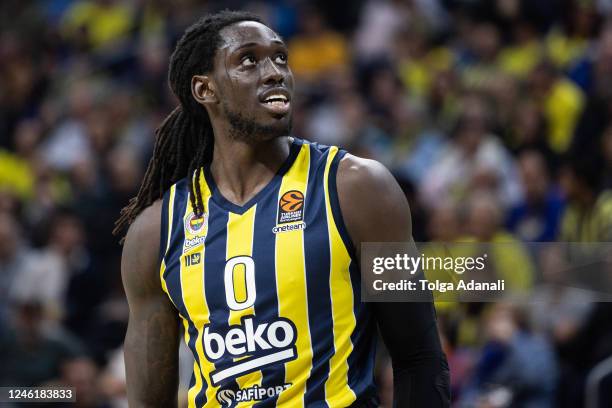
[[507, 149, 565, 241], [570, 23, 612, 157], [460, 22, 502, 91], [11, 208, 89, 323], [287, 6, 349, 83], [61, 0, 133, 52], [507, 100, 557, 167], [0, 213, 30, 325], [420, 94, 522, 210], [0, 301, 83, 387], [529, 60, 585, 153], [57, 356, 108, 408], [498, 19, 542, 78], [556, 301, 612, 408], [559, 155, 612, 242], [463, 192, 534, 291], [459, 303, 558, 408]]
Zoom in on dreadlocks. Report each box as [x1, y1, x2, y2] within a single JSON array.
[[114, 10, 263, 239]]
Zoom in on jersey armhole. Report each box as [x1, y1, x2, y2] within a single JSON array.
[[328, 149, 358, 263], [159, 190, 171, 267]]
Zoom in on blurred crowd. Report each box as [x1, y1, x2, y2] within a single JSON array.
[[1, 0, 612, 407]]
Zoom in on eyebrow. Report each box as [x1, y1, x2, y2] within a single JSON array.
[[232, 39, 286, 52]]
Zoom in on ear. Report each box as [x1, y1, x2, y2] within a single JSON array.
[[192, 75, 218, 105]]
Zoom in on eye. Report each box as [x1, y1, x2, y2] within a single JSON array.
[[274, 53, 288, 65], [240, 54, 256, 67]]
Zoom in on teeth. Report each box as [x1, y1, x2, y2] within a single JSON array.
[[265, 100, 286, 107], [264, 93, 287, 102]]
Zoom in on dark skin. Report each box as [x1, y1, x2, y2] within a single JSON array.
[[193, 21, 294, 205], [123, 21, 446, 407], [122, 200, 180, 407]]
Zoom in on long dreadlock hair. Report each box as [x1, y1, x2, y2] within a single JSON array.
[[114, 10, 263, 240]]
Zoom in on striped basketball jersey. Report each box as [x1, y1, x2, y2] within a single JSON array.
[[159, 138, 377, 407]]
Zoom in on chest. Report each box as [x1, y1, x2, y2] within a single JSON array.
[[163, 194, 335, 325]]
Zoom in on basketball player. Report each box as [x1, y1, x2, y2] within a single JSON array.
[[116, 10, 449, 408]]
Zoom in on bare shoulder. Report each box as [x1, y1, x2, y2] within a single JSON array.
[[336, 154, 412, 255], [121, 200, 163, 298], [337, 154, 398, 192]]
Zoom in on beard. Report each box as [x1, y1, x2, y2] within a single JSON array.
[[222, 101, 292, 143]]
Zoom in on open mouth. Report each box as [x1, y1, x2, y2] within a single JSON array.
[[264, 95, 288, 106], [261, 93, 290, 115]]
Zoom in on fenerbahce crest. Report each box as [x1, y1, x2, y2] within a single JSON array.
[[185, 211, 208, 236], [183, 211, 208, 247], [183, 211, 208, 252]]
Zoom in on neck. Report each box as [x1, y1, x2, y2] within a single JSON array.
[[209, 135, 291, 206]]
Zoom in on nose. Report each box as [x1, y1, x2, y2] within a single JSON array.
[[262, 57, 284, 85]]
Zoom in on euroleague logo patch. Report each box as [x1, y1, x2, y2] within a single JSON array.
[[273, 190, 305, 234], [185, 211, 208, 235], [277, 190, 304, 224]]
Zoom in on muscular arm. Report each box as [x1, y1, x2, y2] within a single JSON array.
[[122, 201, 180, 407], [337, 155, 450, 407]]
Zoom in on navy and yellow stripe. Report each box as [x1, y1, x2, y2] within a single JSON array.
[[302, 144, 334, 406], [274, 142, 313, 406]]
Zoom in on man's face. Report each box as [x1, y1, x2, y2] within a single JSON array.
[[210, 21, 294, 142]]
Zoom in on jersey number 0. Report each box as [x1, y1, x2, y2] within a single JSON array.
[[224, 256, 256, 311]]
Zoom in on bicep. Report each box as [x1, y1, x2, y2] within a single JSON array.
[[122, 202, 180, 407]]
